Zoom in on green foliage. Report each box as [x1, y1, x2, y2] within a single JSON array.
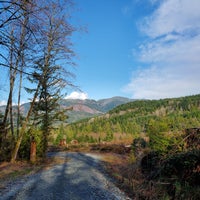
[[141, 151, 162, 178], [0, 133, 13, 161], [64, 94, 200, 145], [161, 150, 200, 185], [55, 123, 66, 144], [30, 61, 68, 156], [19, 127, 43, 160], [104, 132, 114, 142], [109, 94, 200, 116], [132, 137, 147, 153], [18, 131, 30, 160], [146, 118, 184, 153], [63, 94, 200, 200]]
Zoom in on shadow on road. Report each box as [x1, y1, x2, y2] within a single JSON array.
[[10, 152, 126, 200]]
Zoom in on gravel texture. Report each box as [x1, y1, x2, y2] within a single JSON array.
[[0, 152, 130, 200]]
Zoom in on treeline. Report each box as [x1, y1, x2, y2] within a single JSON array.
[[56, 94, 200, 144], [0, 0, 76, 162], [109, 94, 200, 115]]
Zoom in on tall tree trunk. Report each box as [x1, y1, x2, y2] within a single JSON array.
[[9, 29, 14, 137], [17, 0, 28, 137], [1, 70, 17, 147], [9, 85, 14, 137], [10, 83, 40, 163], [17, 59, 23, 137], [1, 5, 28, 144], [3, 72, 17, 127]]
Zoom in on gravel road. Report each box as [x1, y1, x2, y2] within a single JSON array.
[[1, 152, 130, 200]]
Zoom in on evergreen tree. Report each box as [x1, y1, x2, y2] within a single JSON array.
[[30, 0, 75, 157]]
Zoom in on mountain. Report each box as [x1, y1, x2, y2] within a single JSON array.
[[59, 96, 134, 122], [97, 96, 134, 112], [0, 96, 134, 123], [65, 94, 200, 143]]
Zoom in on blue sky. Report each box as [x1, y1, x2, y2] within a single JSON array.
[[0, 0, 200, 105], [65, 0, 200, 100]]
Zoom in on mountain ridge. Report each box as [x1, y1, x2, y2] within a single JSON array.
[[0, 96, 134, 123]]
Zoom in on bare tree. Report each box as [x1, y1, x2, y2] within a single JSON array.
[[0, 0, 37, 158], [0, 1, 32, 137], [10, 0, 76, 161], [0, 0, 26, 29]]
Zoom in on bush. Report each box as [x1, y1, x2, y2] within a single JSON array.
[[140, 151, 162, 179], [161, 150, 200, 185], [132, 137, 148, 156], [19, 128, 43, 160], [0, 136, 13, 161]]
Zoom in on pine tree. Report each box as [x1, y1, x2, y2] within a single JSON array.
[[29, 0, 75, 157]]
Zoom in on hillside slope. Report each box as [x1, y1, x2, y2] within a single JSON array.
[[60, 96, 133, 122], [65, 94, 200, 142]]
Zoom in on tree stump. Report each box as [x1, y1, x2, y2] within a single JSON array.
[[30, 140, 36, 163]]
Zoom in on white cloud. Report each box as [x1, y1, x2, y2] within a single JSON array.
[[124, 0, 200, 99], [139, 34, 200, 65], [141, 0, 200, 38], [0, 100, 7, 106], [65, 91, 88, 100], [0, 100, 28, 106], [124, 65, 200, 99]]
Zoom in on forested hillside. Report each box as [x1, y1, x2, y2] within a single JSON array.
[[57, 94, 200, 143]]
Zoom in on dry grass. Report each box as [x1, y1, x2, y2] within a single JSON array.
[[0, 156, 69, 190], [0, 161, 35, 180], [97, 146, 166, 200], [99, 152, 137, 198], [101, 153, 161, 199], [0, 161, 36, 190]]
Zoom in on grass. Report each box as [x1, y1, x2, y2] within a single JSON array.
[[0, 161, 36, 180], [98, 151, 137, 199], [0, 156, 69, 191], [0, 161, 37, 191]]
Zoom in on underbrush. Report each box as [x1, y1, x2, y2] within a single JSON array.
[[0, 161, 40, 189], [90, 143, 131, 154], [49, 142, 132, 154], [94, 140, 200, 200]]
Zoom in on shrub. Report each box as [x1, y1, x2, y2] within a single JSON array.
[[18, 128, 43, 160], [140, 151, 162, 179], [161, 150, 200, 185]]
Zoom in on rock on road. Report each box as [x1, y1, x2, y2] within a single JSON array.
[[1, 152, 130, 200]]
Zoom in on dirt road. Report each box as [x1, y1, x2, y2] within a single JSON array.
[[1, 152, 130, 200]]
